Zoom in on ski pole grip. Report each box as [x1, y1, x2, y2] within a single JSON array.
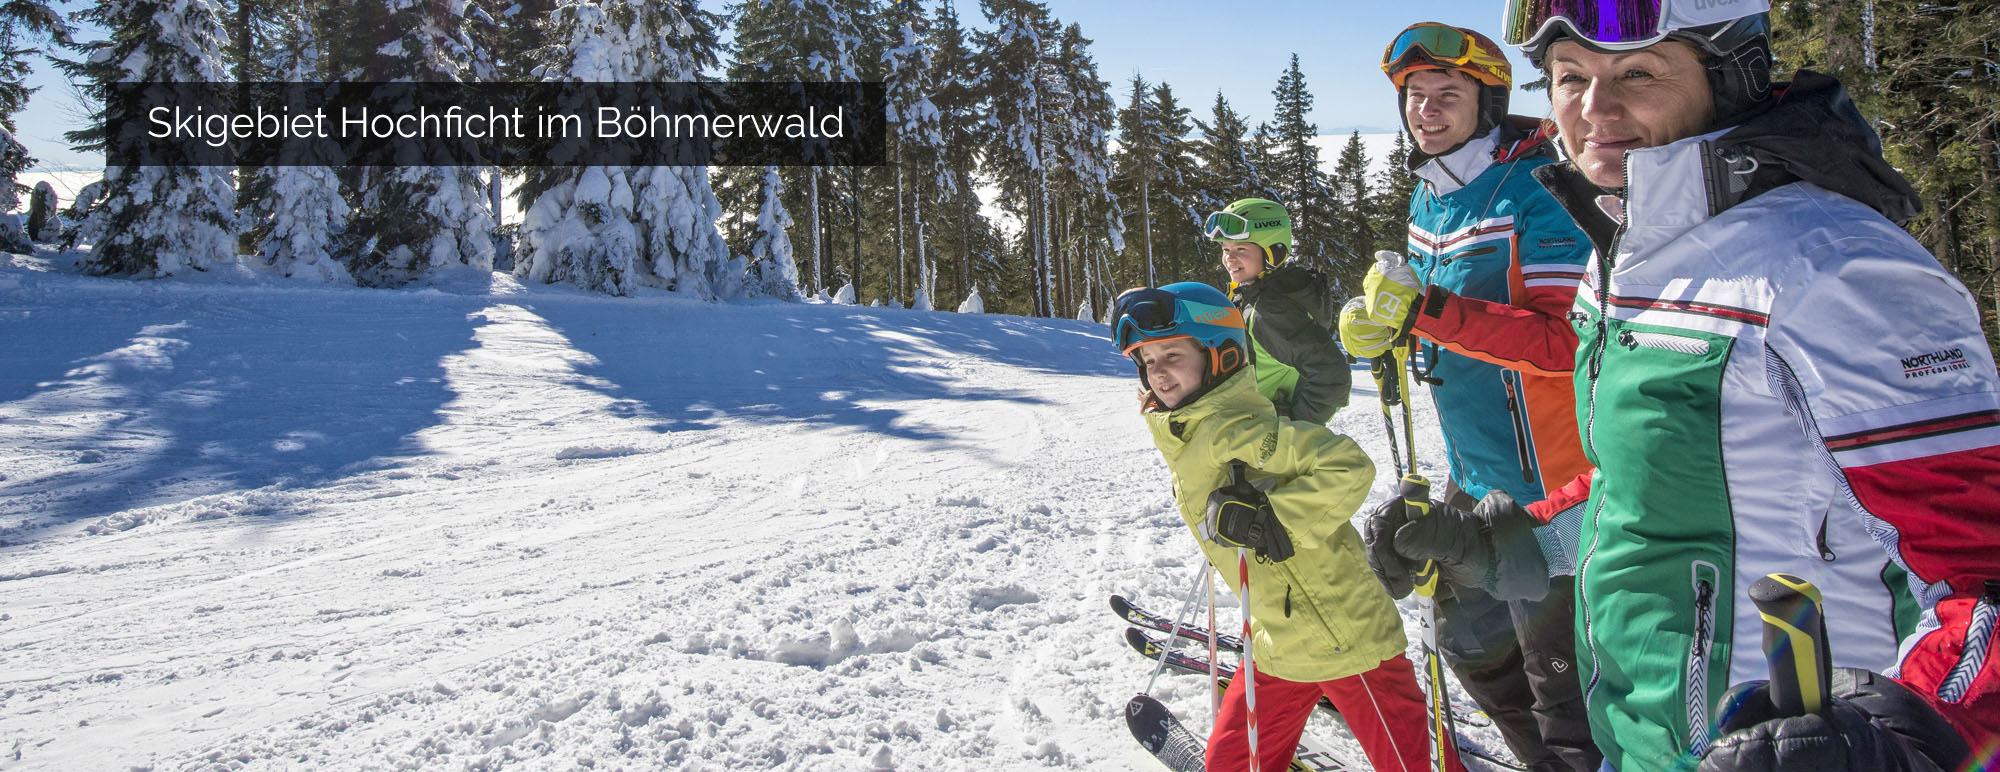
[[1398, 474, 1430, 520], [1228, 459, 1250, 488], [1401, 474, 1439, 598], [1749, 573, 1830, 717]]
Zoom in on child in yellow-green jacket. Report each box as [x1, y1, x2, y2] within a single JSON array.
[[1111, 282, 1464, 772]]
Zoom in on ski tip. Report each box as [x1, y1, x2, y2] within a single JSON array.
[[1110, 593, 1132, 615], [1124, 625, 1157, 653]]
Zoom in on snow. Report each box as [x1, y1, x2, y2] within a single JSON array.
[[0, 251, 1513, 771]]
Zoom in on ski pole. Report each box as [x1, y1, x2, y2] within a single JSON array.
[[1238, 542, 1259, 772], [1749, 573, 1831, 717], [1386, 340, 1451, 772], [1141, 556, 1217, 697], [1225, 460, 1261, 772]]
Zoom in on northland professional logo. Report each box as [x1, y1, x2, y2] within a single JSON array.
[[1901, 347, 1970, 379]]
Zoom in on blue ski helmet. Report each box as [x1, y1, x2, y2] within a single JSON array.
[[1110, 282, 1251, 398]]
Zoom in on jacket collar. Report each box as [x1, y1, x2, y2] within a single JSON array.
[[1142, 368, 1263, 449], [1413, 128, 1499, 196], [1612, 126, 1735, 258]]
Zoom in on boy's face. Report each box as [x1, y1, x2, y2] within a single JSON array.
[[1403, 69, 1481, 155], [1220, 242, 1265, 285], [1138, 337, 1208, 409]]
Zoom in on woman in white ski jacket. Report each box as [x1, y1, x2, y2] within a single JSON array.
[[1390, 2, 2000, 771]]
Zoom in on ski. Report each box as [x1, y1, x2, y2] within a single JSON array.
[[1122, 626, 1500, 729], [1112, 594, 1245, 652], [1126, 692, 1363, 772], [1126, 629, 1522, 770], [1128, 694, 1207, 772]]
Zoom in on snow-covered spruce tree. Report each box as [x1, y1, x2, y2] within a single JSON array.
[[1048, 22, 1117, 319], [0, 127, 23, 214], [249, 12, 351, 284], [512, 0, 642, 295], [59, 0, 237, 276], [339, 0, 495, 287], [1111, 73, 1161, 286], [975, 0, 1055, 315], [884, 17, 946, 311], [2, 1, 68, 214], [926, 0, 986, 309], [1193, 92, 1280, 225], [746, 165, 801, 299], [1144, 81, 1201, 283], [724, 0, 861, 297], [627, 0, 733, 299]]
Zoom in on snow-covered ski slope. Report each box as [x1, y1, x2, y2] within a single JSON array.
[[0, 252, 1505, 771]]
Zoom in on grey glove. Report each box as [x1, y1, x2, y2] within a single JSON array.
[[1360, 497, 1420, 599], [1393, 490, 1550, 601]]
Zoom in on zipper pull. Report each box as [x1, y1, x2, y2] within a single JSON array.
[[1619, 330, 1636, 348]]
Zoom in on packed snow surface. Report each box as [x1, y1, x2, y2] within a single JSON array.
[[0, 251, 1503, 771]]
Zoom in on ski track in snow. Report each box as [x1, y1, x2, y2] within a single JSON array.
[[0, 249, 1513, 771]]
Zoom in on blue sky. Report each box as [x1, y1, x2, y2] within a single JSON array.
[[14, 0, 1548, 170]]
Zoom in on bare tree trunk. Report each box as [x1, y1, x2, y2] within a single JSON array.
[[1980, 133, 2000, 333], [895, 159, 906, 306], [1141, 176, 1155, 286], [849, 165, 863, 302], [809, 167, 822, 294], [960, 173, 974, 304], [915, 175, 929, 305]]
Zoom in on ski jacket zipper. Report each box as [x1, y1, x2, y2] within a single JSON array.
[[1578, 151, 1635, 708], [1502, 373, 1534, 484], [1684, 562, 1719, 753]]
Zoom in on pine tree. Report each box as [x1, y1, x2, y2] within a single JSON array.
[[885, 14, 948, 310], [628, 0, 731, 298], [250, 10, 351, 284], [1113, 73, 1160, 286], [1330, 130, 1373, 284], [513, 0, 643, 295], [1146, 80, 1202, 283], [746, 165, 801, 299], [2, 2, 69, 212], [975, 0, 1056, 315], [926, 0, 986, 308], [725, 0, 861, 295], [1193, 92, 1278, 212], [337, 0, 495, 287], [1269, 54, 1340, 280], [1047, 22, 1117, 317], [1370, 130, 1418, 255], [60, 0, 237, 277]]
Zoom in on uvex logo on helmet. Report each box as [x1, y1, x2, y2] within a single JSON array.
[[1187, 303, 1243, 327], [1252, 219, 1285, 230]]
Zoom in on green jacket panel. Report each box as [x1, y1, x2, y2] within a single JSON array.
[[1144, 369, 1405, 682], [1236, 266, 1351, 424]]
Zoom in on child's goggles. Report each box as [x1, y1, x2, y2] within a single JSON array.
[[1111, 288, 1189, 354], [1202, 211, 1253, 241], [1383, 23, 1483, 72], [1503, 0, 1675, 52]]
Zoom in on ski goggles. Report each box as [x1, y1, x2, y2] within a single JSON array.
[[1202, 211, 1253, 241], [1383, 23, 1481, 72], [1501, 0, 1765, 52]]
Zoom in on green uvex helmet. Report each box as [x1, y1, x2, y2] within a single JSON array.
[[1203, 198, 1293, 267]]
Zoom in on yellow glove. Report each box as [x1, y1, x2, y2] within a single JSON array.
[[1338, 251, 1423, 358]]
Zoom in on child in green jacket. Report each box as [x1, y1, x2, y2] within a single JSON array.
[[1112, 282, 1463, 772]]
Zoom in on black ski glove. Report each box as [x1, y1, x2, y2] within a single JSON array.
[[1393, 490, 1549, 601], [1360, 497, 1419, 599], [1203, 467, 1294, 563], [1696, 668, 1969, 772]]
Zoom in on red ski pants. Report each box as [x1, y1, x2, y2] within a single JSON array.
[[1206, 653, 1467, 772]]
